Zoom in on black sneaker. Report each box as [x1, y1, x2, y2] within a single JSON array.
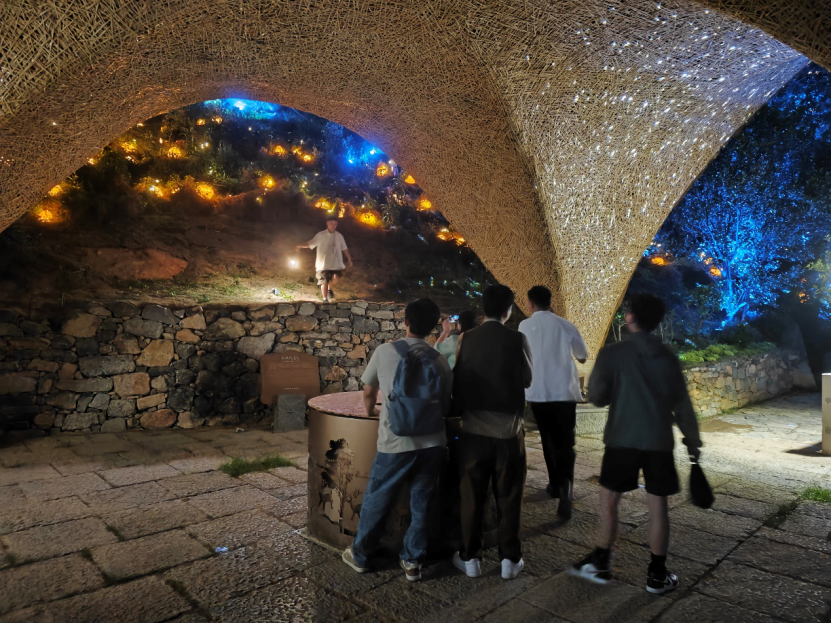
[[328, 289, 336, 301], [570, 551, 611, 584], [646, 569, 679, 594]]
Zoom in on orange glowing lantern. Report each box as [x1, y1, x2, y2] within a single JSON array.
[[32, 199, 68, 224], [376, 163, 390, 177], [291, 146, 302, 155], [212, 116, 223, 124], [404, 174, 416, 184], [358, 211, 382, 228], [259, 175, 276, 190], [196, 183, 216, 200], [166, 146, 185, 158], [47, 184, 64, 197], [418, 198, 433, 211], [650, 256, 668, 266], [271, 145, 287, 157], [120, 141, 137, 153], [196, 119, 206, 126], [315, 199, 335, 212], [87, 157, 97, 165], [302, 154, 314, 163], [709, 266, 722, 277]]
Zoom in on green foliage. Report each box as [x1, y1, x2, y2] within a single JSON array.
[[678, 341, 775, 365], [220, 455, 294, 478], [800, 486, 831, 503]]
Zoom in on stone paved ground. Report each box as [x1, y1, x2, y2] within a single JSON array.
[[0, 393, 829, 622]]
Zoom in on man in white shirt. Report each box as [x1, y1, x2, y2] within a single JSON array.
[[296, 215, 353, 303], [518, 285, 588, 519]]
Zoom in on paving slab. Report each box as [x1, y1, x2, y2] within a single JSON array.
[[164, 543, 298, 609], [727, 535, 831, 588], [695, 560, 831, 623], [80, 481, 176, 513], [354, 577, 455, 622], [778, 511, 831, 540], [2, 516, 118, 561], [72, 438, 143, 457], [709, 494, 778, 522], [157, 471, 239, 497], [269, 466, 308, 484], [19, 472, 111, 502], [167, 456, 227, 474], [102, 499, 209, 539], [479, 598, 569, 623], [211, 573, 362, 622], [96, 463, 181, 487], [667, 505, 762, 540], [519, 571, 672, 622], [186, 485, 282, 518], [622, 523, 740, 566], [657, 593, 781, 623], [610, 539, 710, 599], [0, 465, 62, 486], [0, 553, 104, 615], [35, 575, 190, 623], [756, 525, 831, 554], [0, 496, 92, 535], [92, 529, 210, 580], [185, 509, 292, 551]]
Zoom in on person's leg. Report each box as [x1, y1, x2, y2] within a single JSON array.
[[550, 402, 577, 516], [597, 486, 622, 549], [401, 446, 445, 564], [642, 451, 679, 589], [320, 278, 330, 301], [529, 402, 558, 496], [457, 434, 493, 561], [492, 429, 527, 564], [646, 493, 669, 557], [351, 451, 414, 567], [329, 273, 340, 288]]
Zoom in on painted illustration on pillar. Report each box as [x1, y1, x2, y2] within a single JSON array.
[[316, 438, 364, 535]]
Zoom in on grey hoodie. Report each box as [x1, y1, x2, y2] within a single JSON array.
[[588, 332, 702, 454]]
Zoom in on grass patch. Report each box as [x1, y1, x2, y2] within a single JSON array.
[[763, 500, 799, 529], [800, 486, 831, 503], [219, 455, 294, 478]]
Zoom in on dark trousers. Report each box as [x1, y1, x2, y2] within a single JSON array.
[[530, 401, 577, 490], [457, 430, 526, 563]]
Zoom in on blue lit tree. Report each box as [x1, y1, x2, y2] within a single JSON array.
[[659, 64, 831, 327]]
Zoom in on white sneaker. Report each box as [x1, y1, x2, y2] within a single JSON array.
[[502, 558, 525, 580], [342, 546, 369, 573], [400, 558, 422, 582], [452, 551, 482, 578]]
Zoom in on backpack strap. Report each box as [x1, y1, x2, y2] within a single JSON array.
[[392, 340, 410, 359]]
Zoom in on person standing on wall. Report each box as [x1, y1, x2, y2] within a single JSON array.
[[518, 285, 588, 519], [571, 293, 702, 594], [342, 298, 453, 583], [452, 285, 533, 580], [296, 214, 353, 303]]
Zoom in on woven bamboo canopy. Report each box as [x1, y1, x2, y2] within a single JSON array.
[[1, 0, 829, 354]]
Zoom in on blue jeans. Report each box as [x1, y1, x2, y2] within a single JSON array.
[[351, 446, 445, 566]]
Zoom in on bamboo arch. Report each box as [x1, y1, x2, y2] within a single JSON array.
[[1, 0, 827, 354]]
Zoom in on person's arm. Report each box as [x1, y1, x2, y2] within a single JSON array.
[[296, 233, 318, 250], [363, 384, 380, 417], [587, 348, 613, 407], [342, 247, 354, 268], [435, 318, 453, 346], [572, 326, 589, 365], [520, 333, 533, 389], [670, 358, 702, 460]]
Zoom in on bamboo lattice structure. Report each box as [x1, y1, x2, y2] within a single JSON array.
[[1, 0, 828, 354]]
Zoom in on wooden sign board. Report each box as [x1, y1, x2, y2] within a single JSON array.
[[261, 352, 321, 406]]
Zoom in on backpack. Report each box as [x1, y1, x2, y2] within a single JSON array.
[[387, 341, 446, 437]]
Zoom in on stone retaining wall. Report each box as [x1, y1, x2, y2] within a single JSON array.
[[0, 300, 415, 434], [683, 351, 803, 417]]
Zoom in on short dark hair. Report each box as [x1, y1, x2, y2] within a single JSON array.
[[325, 214, 339, 222], [627, 293, 666, 332], [458, 310, 477, 333], [482, 285, 514, 319], [405, 298, 441, 338], [527, 286, 552, 310]]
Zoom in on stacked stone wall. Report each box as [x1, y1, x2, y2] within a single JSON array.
[[0, 301, 415, 434], [683, 352, 800, 417]]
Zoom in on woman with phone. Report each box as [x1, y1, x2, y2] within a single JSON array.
[[434, 310, 477, 368]]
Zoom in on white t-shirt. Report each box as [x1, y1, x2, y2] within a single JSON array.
[[519, 310, 588, 403], [361, 337, 452, 453], [308, 230, 348, 271]]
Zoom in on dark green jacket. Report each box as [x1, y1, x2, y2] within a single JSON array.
[[588, 332, 702, 453]]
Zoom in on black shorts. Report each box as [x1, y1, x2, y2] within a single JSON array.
[[599, 447, 680, 497], [316, 270, 342, 285]]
